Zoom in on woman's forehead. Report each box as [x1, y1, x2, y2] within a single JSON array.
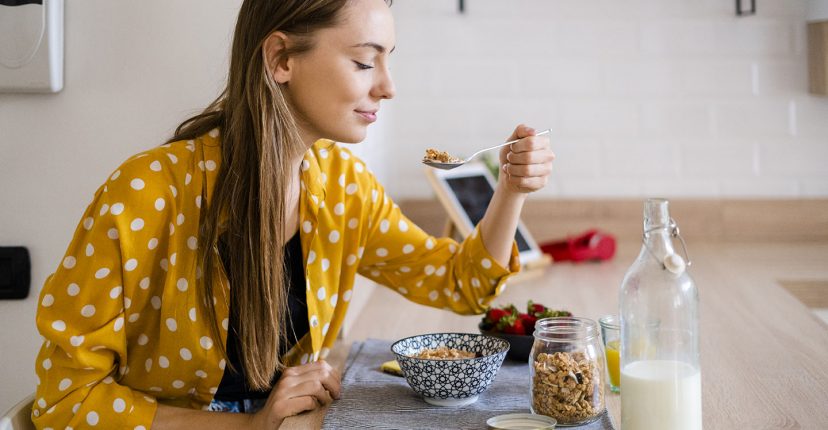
[[328, 0, 395, 48]]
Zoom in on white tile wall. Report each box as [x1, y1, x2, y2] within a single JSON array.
[[383, 0, 828, 198]]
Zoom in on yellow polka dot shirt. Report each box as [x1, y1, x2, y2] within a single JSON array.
[[32, 130, 520, 429]]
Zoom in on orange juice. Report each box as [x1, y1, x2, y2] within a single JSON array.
[[605, 340, 620, 391]]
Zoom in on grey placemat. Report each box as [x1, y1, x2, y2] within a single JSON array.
[[322, 339, 616, 430]]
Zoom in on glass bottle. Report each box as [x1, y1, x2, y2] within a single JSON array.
[[530, 317, 606, 426], [619, 198, 701, 430]]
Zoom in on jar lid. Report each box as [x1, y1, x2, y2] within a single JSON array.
[[486, 413, 557, 429]]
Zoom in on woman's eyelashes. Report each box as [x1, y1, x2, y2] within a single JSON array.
[[353, 60, 374, 70]]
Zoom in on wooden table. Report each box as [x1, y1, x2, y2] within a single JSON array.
[[286, 242, 828, 429]]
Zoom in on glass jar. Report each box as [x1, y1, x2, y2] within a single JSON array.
[[530, 317, 606, 426]]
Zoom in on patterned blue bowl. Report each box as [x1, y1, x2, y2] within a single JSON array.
[[391, 332, 509, 407]]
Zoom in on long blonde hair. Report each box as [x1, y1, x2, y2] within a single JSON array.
[[167, 0, 349, 390]]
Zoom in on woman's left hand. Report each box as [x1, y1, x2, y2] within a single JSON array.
[[498, 124, 555, 195]]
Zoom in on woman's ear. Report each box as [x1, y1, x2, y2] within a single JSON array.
[[263, 31, 292, 84]]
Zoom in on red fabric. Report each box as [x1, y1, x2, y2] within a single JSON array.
[[540, 229, 616, 262]]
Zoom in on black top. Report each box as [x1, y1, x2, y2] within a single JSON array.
[[213, 232, 309, 401]]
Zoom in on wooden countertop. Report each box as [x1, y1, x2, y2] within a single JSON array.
[[285, 241, 828, 429]]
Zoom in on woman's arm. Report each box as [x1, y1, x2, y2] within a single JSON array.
[[479, 125, 554, 267]]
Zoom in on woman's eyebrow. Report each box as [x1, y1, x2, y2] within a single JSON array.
[[351, 42, 396, 54]]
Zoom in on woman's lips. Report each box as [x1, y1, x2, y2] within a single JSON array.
[[355, 110, 377, 123]]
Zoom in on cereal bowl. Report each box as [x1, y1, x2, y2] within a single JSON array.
[[391, 332, 509, 407]]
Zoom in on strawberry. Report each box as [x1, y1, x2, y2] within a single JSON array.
[[527, 300, 546, 317], [499, 314, 525, 335], [484, 308, 510, 327], [518, 313, 538, 335]]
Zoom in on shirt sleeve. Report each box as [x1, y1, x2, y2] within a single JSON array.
[[356, 172, 520, 315], [32, 176, 159, 429]]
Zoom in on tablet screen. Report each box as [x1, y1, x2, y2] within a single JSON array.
[[445, 175, 531, 252]]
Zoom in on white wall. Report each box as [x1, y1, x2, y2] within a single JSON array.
[[1, 0, 826, 414], [384, 0, 828, 198]]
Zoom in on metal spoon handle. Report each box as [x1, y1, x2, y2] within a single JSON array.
[[466, 129, 551, 161]]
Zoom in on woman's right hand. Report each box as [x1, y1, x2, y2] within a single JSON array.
[[249, 360, 342, 429]]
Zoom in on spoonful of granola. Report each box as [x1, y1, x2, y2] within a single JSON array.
[[422, 129, 550, 170]]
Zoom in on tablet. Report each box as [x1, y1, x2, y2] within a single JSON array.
[[425, 163, 543, 267]]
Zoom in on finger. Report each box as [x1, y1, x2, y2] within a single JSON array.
[[510, 135, 550, 153], [502, 163, 551, 178], [281, 360, 329, 377], [289, 379, 335, 406], [505, 124, 537, 142], [282, 395, 319, 417], [506, 149, 556, 166], [281, 366, 342, 400]]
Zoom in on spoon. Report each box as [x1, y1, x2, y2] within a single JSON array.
[[422, 129, 551, 170]]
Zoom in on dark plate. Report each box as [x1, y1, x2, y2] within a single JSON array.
[[478, 323, 533, 362]]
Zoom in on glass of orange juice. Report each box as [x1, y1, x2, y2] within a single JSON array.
[[599, 315, 620, 393]]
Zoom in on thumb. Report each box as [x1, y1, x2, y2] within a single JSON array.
[[505, 124, 537, 142]]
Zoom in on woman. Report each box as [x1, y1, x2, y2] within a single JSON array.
[[32, 0, 554, 428]]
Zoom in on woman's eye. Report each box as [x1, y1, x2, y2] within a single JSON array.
[[353, 61, 374, 70]]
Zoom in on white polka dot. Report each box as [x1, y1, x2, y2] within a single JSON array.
[[301, 220, 313, 234], [166, 318, 177, 332], [196, 370, 207, 378], [58, 378, 71, 391], [128, 313, 140, 323], [110, 203, 125, 216], [138, 334, 148, 345], [154, 198, 165, 211], [209, 128, 219, 138], [148, 238, 158, 250], [70, 336, 84, 347], [371, 189, 379, 202], [449, 244, 457, 254], [398, 287, 408, 295], [330, 294, 338, 307], [321, 259, 330, 272], [150, 160, 162, 172], [169, 185, 178, 197], [301, 160, 310, 171], [424, 265, 435, 275], [195, 195, 201, 208], [124, 259, 138, 271], [453, 292, 461, 302], [110, 170, 121, 180], [81, 305, 96, 318], [170, 380, 185, 389], [343, 290, 352, 302], [188, 308, 197, 322], [346, 254, 357, 266], [472, 278, 481, 288], [130, 179, 145, 190], [337, 174, 346, 187], [348, 218, 359, 229], [481, 258, 492, 269], [376, 248, 389, 257], [310, 315, 319, 327], [322, 323, 330, 336], [67, 283, 80, 296], [160, 259, 169, 271], [428, 291, 439, 301], [329, 230, 340, 243], [174, 278, 188, 292], [176, 213, 185, 226], [63, 256, 76, 269], [358, 247, 365, 258], [86, 411, 99, 426], [400, 266, 411, 273], [72, 402, 80, 414], [52, 320, 66, 332], [95, 268, 110, 279], [42, 359, 52, 370], [371, 269, 380, 277], [205, 160, 217, 171], [113, 398, 126, 413], [151, 296, 161, 309], [436, 265, 447, 276], [346, 183, 358, 195], [85, 243, 94, 257], [402, 244, 414, 254], [187, 236, 198, 250], [109, 286, 122, 299], [139, 277, 150, 289], [83, 217, 94, 230], [355, 162, 364, 173], [319, 148, 329, 158], [167, 153, 178, 164], [107, 228, 119, 240], [317, 287, 327, 301], [41, 294, 54, 307], [379, 220, 390, 233], [398, 220, 409, 232], [199, 336, 214, 350], [113, 317, 124, 332], [425, 239, 435, 250], [222, 318, 229, 331], [334, 202, 345, 215], [340, 150, 350, 160], [99, 204, 110, 216], [307, 250, 316, 264], [180, 348, 192, 360], [158, 356, 169, 368], [219, 359, 226, 370]]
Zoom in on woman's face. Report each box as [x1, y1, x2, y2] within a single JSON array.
[[286, 0, 396, 145]]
